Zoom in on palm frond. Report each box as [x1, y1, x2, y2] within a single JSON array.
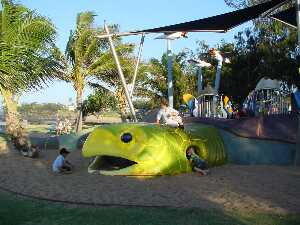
[[76, 11, 96, 31], [0, 0, 64, 92], [65, 30, 76, 66]]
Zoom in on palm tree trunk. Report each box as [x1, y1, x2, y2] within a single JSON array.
[[116, 87, 127, 122], [0, 88, 20, 136], [75, 87, 83, 132]]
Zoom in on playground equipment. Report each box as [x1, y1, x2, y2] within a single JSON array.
[[183, 90, 235, 118], [75, 0, 300, 175], [243, 78, 294, 116], [223, 95, 234, 117], [187, 48, 232, 118], [183, 94, 198, 116], [96, 0, 287, 116], [155, 32, 187, 108], [196, 93, 216, 118], [82, 123, 227, 177], [210, 49, 234, 118], [210, 49, 223, 94], [188, 49, 224, 94], [187, 59, 212, 94], [292, 89, 300, 113], [195, 93, 230, 118]]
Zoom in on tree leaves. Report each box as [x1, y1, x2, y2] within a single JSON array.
[[137, 52, 197, 109], [0, 0, 64, 92], [82, 89, 117, 117]]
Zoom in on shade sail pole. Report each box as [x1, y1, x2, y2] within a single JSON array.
[[297, 0, 300, 47], [214, 52, 223, 93], [167, 39, 174, 108], [130, 33, 145, 97], [295, 0, 300, 166], [104, 23, 137, 122], [197, 67, 203, 94]]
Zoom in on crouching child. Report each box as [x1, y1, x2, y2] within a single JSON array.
[[186, 147, 209, 175], [52, 148, 73, 174]]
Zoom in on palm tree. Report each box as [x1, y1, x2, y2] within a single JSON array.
[[0, 0, 64, 135], [65, 11, 110, 132], [137, 52, 194, 109], [91, 43, 150, 121], [65, 11, 141, 128]]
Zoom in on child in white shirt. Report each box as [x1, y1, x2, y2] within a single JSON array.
[[156, 98, 183, 128], [52, 148, 73, 173]]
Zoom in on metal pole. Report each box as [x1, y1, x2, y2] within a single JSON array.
[[197, 67, 203, 94], [297, 0, 300, 47], [96, 31, 144, 39], [294, 0, 300, 159], [214, 54, 223, 93], [201, 97, 203, 117], [167, 39, 174, 108], [213, 53, 223, 117], [199, 97, 201, 117], [130, 34, 145, 97], [104, 23, 137, 122], [208, 97, 210, 117]]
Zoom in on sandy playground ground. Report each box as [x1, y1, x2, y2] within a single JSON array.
[[0, 143, 300, 215]]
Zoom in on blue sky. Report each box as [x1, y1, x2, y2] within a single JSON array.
[[17, 0, 251, 105]]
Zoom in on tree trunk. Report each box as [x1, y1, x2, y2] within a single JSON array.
[[75, 87, 83, 132], [0, 88, 20, 136], [116, 87, 127, 122]]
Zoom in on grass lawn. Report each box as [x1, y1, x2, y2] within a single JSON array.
[[26, 123, 96, 135], [27, 124, 52, 134], [0, 192, 299, 225], [0, 133, 8, 142]]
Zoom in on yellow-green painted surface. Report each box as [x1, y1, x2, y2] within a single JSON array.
[[82, 123, 227, 177]]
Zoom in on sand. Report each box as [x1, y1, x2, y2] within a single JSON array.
[[0, 147, 300, 214]]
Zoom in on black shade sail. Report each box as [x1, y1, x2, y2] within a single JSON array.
[[138, 0, 290, 33], [271, 7, 296, 28]]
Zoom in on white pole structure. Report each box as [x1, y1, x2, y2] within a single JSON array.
[[130, 34, 145, 97], [191, 60, 211, 93], [97, 31, 141, 39], [295, 0, 300, 166], [104, 23, 137, 122], [167, 39, 174, 108], [212, 51, 223, 117], [214, 52, 223, 93], [155, 32, 187, 108], [197, 67, 203, 94]]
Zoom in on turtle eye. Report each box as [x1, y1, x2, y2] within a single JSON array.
[[121, 133, 132, 143]]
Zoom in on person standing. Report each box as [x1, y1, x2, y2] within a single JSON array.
[[56, 118, 63, 136]]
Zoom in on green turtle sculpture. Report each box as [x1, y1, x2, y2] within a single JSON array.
[[82, 123, 227, 177]]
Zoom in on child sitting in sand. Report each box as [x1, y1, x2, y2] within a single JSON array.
[[186, 147, 209, 175], [52, 148, 73, 174]]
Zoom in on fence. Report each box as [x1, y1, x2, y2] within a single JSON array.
[[243, 89, 291, 116], [197, 94, 216, 117], [196, 94, 229, 118]]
